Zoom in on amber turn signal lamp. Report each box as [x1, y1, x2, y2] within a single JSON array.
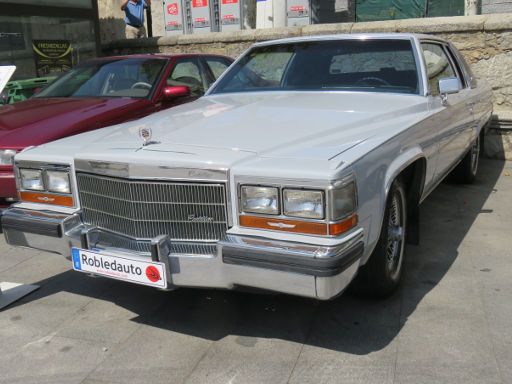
[[239, 213, 358, 236], [20, 191, 74, 207], [329, 214, 358, 236], [239, 215, 328, 235]]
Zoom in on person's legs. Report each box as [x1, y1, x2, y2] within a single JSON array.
[[137, 26, 147, 38], [125, 24, 138, 39]]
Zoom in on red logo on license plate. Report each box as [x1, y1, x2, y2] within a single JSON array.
[[146, 266, 161, 282]]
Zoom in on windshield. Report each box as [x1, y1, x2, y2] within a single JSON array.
[[211, 39, 419, 95], [35, 58, 166, 99]]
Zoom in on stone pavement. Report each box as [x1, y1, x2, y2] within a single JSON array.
[[0, 158, 511, 384]]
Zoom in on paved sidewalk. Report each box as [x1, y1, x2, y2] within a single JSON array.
[[0, 159, 511, 384]]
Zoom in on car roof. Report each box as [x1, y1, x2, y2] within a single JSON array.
[[87, 53, 232, 62], [253, 33, 447, 47]]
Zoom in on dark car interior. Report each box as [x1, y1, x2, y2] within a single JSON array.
[[214, 39, 420, 95], [35, 58, 166, 99]]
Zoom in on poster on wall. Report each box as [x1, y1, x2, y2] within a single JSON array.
[[163, 0, 186, 35], [192, 0, 208, 7], [191, 0, 212, 33], [32, 40, 72, 77], [220, 0, 241, 31]]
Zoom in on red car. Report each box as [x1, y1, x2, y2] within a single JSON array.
[[0, 53, 233, 205]]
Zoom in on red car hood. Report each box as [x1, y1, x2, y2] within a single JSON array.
[[0, 97, 146, 148]]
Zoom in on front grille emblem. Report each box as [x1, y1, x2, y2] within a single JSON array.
[[188, 214, 214, 223]]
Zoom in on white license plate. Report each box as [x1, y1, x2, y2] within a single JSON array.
[[71, 248, 167, 288]]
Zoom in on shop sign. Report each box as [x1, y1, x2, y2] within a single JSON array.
[[32, 40, 72, 77]]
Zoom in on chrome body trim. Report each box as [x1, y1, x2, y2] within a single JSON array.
[[2, 208, 363, 300], [74, 159, 229, 182]]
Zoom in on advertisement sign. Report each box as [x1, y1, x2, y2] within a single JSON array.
[[32, 40, 72, 77], [286, 0, 311, 26], [163, 0, 186, 35], [191, 0, 212, 33], [220, 0, 242, 31], [192, 0, 208, 7], [0, 65, 16, 95]]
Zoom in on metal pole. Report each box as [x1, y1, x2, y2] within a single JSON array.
[[146, 5, 153, 37]]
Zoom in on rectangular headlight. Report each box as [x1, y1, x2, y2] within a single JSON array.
[[283, 189, 324, 219], [0, 149, 16, 166], [241, 185, 279, 215], [46, 170, 71, 194], [329, 181, 357, 220], [19, 168, 44, 191]]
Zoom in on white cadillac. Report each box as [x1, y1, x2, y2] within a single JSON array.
[[1, 34, 492, 299]]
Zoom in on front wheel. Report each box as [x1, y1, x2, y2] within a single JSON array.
[[451, 134, 480, 184], [350, 178, 407, 298]]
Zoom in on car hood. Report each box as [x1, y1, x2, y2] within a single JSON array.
[[22, 92, 429, 170], [0, 97, 145, 147]]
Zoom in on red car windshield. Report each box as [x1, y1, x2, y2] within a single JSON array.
[[35, 58, 166, 99]]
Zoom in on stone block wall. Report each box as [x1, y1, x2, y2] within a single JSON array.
[[482, 0, 512, 14]]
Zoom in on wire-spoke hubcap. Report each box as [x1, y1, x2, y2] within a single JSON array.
[[386, 191, 405, 280], [471, 135, 480, 175]]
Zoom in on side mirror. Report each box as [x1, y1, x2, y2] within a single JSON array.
[[161, 85, 190, 100], [438, 77, 460, 104]]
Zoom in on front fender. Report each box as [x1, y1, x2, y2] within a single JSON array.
[[384, 146, 425, 198], [361, 146, 426, 264]]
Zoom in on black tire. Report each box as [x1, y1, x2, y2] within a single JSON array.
[[350, 178, 407, 298], [451, 134, 480, 184]]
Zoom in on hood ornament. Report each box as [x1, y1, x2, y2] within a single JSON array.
[[139, 126, 153, 146]]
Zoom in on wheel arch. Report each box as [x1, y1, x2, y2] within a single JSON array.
[[359, 148, 428, 265], [383, 149, 427, 246]]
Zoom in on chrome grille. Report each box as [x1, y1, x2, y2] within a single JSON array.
[[92, 232, 217, 256], [76, 173, 228, 244]]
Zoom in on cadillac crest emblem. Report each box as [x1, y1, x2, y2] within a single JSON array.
[[139, 126, 152, 146]]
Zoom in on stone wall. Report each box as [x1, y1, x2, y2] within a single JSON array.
[[482, 0, 512, 14]]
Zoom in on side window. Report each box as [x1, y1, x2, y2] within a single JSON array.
[[206, 57, 231, 80], [445, 46, 468, 88], [421, 43, 458, 96], [168, 58, 206, 96]]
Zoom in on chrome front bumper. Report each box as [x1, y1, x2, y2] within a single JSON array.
[[1, 208, 364, 300]]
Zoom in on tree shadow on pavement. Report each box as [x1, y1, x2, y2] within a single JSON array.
[[11, 158, 506, 355]]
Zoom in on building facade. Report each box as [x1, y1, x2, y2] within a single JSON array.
[[0, 0, 100, 80]]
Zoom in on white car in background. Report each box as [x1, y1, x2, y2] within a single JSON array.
[[1, 34, 492, 300]]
